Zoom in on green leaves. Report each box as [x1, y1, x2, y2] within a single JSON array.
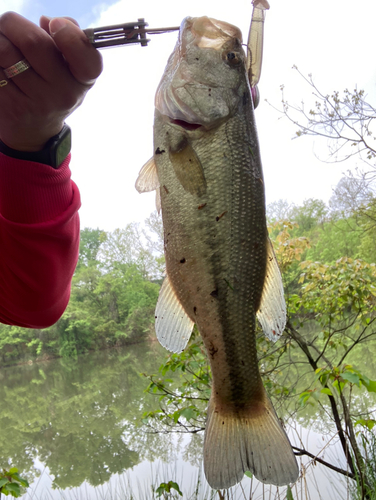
[[143, 334, 210, 434], [0, 478, 9, 488], [6, 483, 21, 496], [155, 480, 182, 497], [298, 389, 320, 407], [355, 419, 376, 431], [320, 388, 333, 396], [0, 468, 29, 498], [341, 371, 360, 387], [300, 365, 376, 407], [173, 406, 199, 423]]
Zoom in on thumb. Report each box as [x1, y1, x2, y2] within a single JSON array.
[[49, 17, 103, 85]]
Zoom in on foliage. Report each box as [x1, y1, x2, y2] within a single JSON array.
[[142, 331, 209, 434], [267, 192, 376, 269], [0, 468, 28, 498], [297, 257, 376, 324], [155, 480, 183, 498], [306, 216, 362, 263], [267, 220, 310, 298]]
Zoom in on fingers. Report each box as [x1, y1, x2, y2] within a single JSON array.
[[0, 31, 45, 99], [0, 12, 73, 89], [0, 12, 102, 87], [49, 17, 103, 85], [39, 15, 79, 34], [0, 11, 102, 151]]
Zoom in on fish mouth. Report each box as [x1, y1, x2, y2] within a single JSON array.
[[155, 16, 243, 128], [170, 118, 202, 131]]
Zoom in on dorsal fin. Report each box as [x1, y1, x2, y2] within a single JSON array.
[[155, 274, 194, 353], [256, 237, 286, 342]]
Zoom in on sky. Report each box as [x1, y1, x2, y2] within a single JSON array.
[[1, 0, 376, 230]]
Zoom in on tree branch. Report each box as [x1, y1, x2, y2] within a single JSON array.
[[292, 446, 355, 479]]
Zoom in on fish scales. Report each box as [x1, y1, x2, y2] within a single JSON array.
[[156, 110, 266, 405], [136, 15, 298, 490]]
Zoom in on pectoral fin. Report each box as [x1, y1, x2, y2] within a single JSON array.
[[135, 157, 160, 193], [155, 275, 194, 353], [169, 141, 207, 196], [256, 237, 286, 342], [135, 157, 161, 212]]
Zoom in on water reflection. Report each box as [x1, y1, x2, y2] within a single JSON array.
[[0, 344, 168, 490], [0, 338, 375, 499]]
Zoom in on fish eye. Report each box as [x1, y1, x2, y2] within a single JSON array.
[[225, 51, 241, 66]]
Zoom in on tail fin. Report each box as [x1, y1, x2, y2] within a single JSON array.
[[203, 394, 299, 489]]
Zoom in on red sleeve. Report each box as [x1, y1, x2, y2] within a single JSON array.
[[0, 153, 80, 328]]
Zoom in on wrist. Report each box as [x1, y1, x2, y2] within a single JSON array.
[[0, 120, 66, 152], [0, 124, 71, 169]]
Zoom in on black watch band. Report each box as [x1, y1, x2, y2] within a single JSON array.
[[0, 124, 71, 169]]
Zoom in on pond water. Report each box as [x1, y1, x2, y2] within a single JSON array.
[[0, 339, 374, 500]]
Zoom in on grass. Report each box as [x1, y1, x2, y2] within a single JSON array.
[[347, 427, 376, 500]]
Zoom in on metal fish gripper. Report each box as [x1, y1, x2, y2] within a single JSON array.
[[84, 19, 180, 49]]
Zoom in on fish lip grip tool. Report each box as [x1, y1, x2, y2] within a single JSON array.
[[83, 19, 180, 49]]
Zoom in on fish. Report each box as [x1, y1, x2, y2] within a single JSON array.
[[135, 16, 299, 490]]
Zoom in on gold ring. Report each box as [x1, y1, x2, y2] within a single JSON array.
[[0, 79, 8, 87], [4, 59, 31, 79]]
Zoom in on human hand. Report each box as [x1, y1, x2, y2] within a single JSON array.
[[0, 12, 103, 151]]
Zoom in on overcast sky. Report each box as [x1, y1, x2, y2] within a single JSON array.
[[1, 0, 376, 230]]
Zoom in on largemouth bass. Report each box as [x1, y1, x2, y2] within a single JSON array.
[[136, 16, 299, 489]]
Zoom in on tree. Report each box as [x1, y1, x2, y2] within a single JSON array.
[[98, 220, 163, 280], [266, 199, 295, 223], [275, 67, 376, 172], [77, 228, 106, 269], [330, 173, 374, 216]]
